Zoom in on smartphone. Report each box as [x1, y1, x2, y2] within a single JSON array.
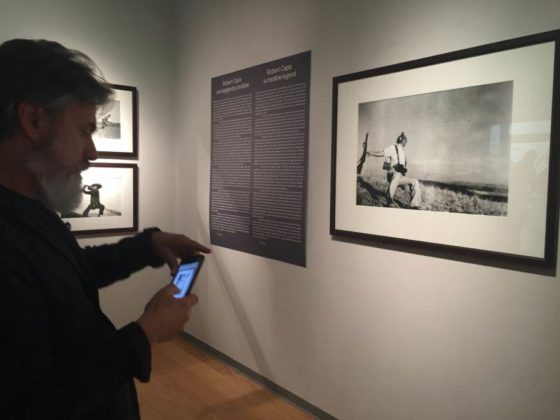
[[171, 255, 205, 298]]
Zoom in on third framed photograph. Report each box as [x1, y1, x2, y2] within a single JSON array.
[[61, 163, 138, 236], [331, 30, 560, 270], [94, 84, 138, 158]]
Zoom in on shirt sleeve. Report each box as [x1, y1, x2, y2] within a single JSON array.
[[384, 145, 396, 163], [82, 227, 165, 288]]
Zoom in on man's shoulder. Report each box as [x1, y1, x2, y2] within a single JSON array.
[[0, 210, 38, 260], [0, 201, 53, 261], [0, 205, 22, 236]]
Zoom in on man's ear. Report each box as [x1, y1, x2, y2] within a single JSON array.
[[17, 102, 51, 143]]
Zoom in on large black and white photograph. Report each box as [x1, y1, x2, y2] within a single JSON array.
[[331, 31, 560, 269], [61, 163, 138, 235], [93, 84, 138, 158], [356, 81, 512, 215]]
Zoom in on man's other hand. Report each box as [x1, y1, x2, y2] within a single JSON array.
[[151, 231, 211, 274], [137, 283, 199, 346]]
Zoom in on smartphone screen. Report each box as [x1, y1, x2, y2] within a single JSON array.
[[172, 257, 203, 298]]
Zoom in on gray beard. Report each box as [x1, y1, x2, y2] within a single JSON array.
[[37, 170, 84, 214], [27, 149, 86, 214]]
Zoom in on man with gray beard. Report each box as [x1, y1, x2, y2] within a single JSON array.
[[0, 39, 211, 419]]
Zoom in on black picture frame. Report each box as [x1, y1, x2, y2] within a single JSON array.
[[331, 30, 560, 273], [94, 84, 138, 159], [61, 163, 138, 236]]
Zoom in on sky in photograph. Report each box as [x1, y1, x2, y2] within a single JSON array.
[[358, 81, 513, 186]]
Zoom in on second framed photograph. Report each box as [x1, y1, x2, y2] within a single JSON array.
[[94, 84, 138, 158], [61, 163, 138, 236], [331, 30, 560, 270]]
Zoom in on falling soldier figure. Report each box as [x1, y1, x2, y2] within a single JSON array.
[[82, 183, 105, 217], [99, 113, 111, 129], [367, 132, 422, 209]]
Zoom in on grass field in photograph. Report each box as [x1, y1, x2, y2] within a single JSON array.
[[357, 173, 508, 216]]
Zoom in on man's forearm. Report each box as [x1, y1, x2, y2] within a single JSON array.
[[83, 228, 164, 288]]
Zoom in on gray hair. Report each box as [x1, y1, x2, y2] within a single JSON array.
[[0, 39, 113, 141]]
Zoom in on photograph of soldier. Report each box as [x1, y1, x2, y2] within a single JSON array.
[[82, 183, 105, 217], [356, 81, 513, 215]]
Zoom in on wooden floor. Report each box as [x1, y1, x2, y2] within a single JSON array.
[[135, 336, 313, 420]]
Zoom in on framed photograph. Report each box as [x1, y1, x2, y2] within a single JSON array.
[[331, 30, 560, 270], [93, 84, 138, 158], [61, 163, 138, 236]]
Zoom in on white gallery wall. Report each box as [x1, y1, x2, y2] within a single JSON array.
[[0, 0, 178, 327], [174, 1, 560, 419]]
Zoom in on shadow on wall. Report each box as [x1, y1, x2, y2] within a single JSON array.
[[194, 220, 273, 380]]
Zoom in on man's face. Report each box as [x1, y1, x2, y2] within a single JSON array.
[[401, 138, 408, 147], [27, 102, 98, 213]]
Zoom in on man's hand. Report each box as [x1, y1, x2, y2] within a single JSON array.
[[151, 231, 211, 274], [137, 283, 199, 346]]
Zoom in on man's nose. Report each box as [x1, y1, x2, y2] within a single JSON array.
[[86, 136, 98, 161]]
